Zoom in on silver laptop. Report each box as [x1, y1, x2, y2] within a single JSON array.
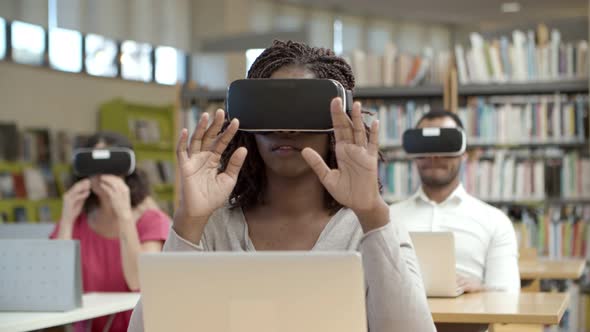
[[409, 232, 464, 298], [139, 252, 368, 332]]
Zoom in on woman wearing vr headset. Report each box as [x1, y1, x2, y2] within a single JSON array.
[[129, 40, 435, 332], [51, 132, 171, 332]]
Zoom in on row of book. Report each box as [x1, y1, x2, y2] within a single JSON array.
[[458, 94, 589, 144], [0, 167, 65, 200], [364, 100, 432, 146], [367, 94, 589, 146], [509, 204, 590, 259], [0, 204, 56, 223], [346, 44, 451, 87], [0, 122, 90, 165], [455, 26, 589, 84], [379, 150, 590, 202], [464, 150, 590, 201]]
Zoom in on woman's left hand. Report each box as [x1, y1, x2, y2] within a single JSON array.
[[302, 98, 389, 232], [98, 175, 134, 224]]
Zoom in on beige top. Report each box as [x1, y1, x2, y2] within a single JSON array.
[[127, 206, 436, 332]]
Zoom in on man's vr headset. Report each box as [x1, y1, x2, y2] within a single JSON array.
[[225, 79, 353, 132], [72, 147, 135, 177], [402, 128, 466, 157]]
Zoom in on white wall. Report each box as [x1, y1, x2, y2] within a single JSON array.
[[0, 62, 176, 133]]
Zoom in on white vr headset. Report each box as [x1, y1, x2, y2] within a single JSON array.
[[402, 127, 466, 157], [72, 147, 136, 177]]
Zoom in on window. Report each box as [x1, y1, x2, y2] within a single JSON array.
[[0, 17, 6, 60], [11, 21, 45, 65], [155, 46, 186, 85], [85, 34, 118, 77], [340, 17, 363, 55], [49, 27, 82, 72], [333, 19, 343, 55], [245, 48, 264, 73], [121, 40, 152, 82]]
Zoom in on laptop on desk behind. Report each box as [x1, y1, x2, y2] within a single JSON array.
[[409, 232, 464, 298], [138, 251, 368, 332]]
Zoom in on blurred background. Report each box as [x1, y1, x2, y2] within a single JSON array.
[[0, 1, 590, 331]]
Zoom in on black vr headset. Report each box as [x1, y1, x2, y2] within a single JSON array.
[[225, 79, 353, 132], [72, 147, 136, 177], [402, 127, 466, 157]]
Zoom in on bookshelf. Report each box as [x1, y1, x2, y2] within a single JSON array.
[[179, 84, 445, 102], [457, 79, 588, 96], [0, 162, 70, 223], [99, 98, 176, 215]]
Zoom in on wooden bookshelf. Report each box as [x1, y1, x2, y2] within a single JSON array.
[[458, 79, 588, 96], [99, 98, 176, 208], [355, 85, 444, 98], [180, 84, 445, 103]]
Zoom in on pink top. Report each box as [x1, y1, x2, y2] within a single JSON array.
[[50, 209, 171, 332]]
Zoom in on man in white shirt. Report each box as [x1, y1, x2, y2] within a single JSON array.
[[390, 110, 520, 293]]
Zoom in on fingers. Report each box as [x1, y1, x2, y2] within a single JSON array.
[[98, 179, 115, 198], [176, 128, 189, 163], [301, 147, 332, 183], [367, 119, 380, 156], [350, 101, 367, 147], [98, 175, 129, 196], [188, 112, 210, 155], [330, 98, 353, 144], [98, 175, 125, 188], [71, 190, 91, 204], [201, 109, 226, 151], [213, 119, 240, 156], [222, 147, 248, 180], [71, 178, 91, 193]]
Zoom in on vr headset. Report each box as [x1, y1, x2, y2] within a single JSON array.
[[402, 128, 466, 157], [72, 147, 135, 177], [226, 79, 353, 132]]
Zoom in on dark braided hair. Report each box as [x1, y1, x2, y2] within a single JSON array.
[[220, 40, 378, 214]]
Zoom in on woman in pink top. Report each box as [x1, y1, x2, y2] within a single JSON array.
[[51, 132, 171, 332]]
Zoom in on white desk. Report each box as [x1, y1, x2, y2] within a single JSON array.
[[0, 292, 140, 332]]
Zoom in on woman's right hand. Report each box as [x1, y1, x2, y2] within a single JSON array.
[[60, 178, 91, 225], [173, 109, 247, 240]]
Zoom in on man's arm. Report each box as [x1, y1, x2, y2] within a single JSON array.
[[483, 212, 520, 292]]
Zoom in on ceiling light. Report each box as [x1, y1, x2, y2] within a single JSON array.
[[501, 2, 521, 13]]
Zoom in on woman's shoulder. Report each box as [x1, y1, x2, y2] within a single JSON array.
[[137, 208, 171, 223]]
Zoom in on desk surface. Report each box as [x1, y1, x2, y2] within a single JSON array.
[[429, 292, 569, 325], [519, 259, 586, 280], [0, 292, 140, 332], [0, 291, 568, 329]]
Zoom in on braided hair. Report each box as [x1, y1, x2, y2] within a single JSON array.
[[220, 40, 376, 214]]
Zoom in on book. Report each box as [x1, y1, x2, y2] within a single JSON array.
[[0, 122, 19, 161], [23, 168, 48, 200], [13, 206, 29, 223], [455, 26, 588, 83], [346, 45, 449, 87], [0, 172, 15, 199], [458, 94, 588, 144], [12, 173, 27, 199]]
